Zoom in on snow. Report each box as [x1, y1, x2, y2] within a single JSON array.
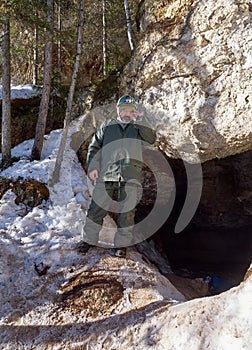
[[0, 84, 42, 100], [0, 85, 251, 349], [0, 128, 88, 235]]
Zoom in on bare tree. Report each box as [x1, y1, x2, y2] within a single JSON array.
[[50, 0, 85, 185], [1, 12, 11, 169], [123, 0, 135, 51], [31, 0, 54, 160], [102, 0, 107, 76], [33, 9, 39, 85], [56, 0, 62, 84]]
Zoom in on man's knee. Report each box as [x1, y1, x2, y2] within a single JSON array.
[[117, 210, 135, 228]]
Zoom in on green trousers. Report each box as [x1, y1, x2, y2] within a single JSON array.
[[82, 181, 138, 247]]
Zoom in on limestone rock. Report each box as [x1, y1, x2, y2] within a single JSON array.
[[121, 0, 252, 163]]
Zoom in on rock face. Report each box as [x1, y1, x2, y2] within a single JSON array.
[[121, 0, 252, 163]]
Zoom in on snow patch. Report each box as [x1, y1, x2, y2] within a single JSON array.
[[0, 84, 42, 100]]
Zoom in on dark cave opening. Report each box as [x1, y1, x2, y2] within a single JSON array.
[[145, 149, 252, 294]]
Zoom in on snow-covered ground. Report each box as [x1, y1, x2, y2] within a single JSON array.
[[0, 84, 42, 100], [0, 85, 251, 349], [0, 128, 89, 236]]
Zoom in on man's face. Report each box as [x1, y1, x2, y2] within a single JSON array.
[[118, 105, 140, 122]]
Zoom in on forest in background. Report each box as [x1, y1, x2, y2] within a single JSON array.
[[1, 0, 140, 168], [1, 0, 140, 87]]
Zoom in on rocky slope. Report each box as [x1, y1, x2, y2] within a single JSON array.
[[121, 0, 252, 163]]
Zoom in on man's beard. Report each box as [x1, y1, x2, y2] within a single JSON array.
[[118, 115, 132, 123]]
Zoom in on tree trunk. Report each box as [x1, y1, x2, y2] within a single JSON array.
[[50, 0, 84, 185], [57, 0, 62, 84], [33, 10, 39, 86], [123, 0, 135, 51], [102, 0, 107, 76], [1, 13, 12, 169], [31, 0, 54, 160]]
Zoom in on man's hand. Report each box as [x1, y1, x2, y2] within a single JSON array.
[[88, 169, 99, 184], [132, 110, 143, 119]]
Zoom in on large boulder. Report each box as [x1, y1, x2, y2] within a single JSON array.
[[121, 0, 252, 163]]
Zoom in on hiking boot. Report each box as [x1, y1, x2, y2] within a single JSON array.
[[111, 248, 127, 258], [76, 241, 94, 254]]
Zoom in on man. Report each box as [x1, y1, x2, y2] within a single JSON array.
[[80, 95, 156, 257]]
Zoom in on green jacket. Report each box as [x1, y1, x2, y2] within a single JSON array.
[[87, 116, 156, 183]]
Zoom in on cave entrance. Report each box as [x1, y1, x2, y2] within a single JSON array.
[[147, 150, 252, 295]]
